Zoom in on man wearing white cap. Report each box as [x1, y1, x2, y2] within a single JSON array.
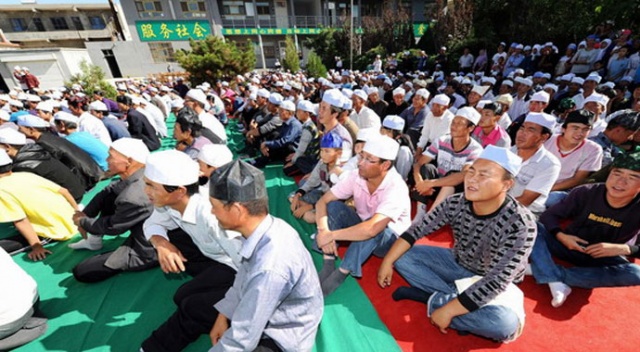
[[415, 94, 454, 155], [350, 89, 381, 129], [582, 93, 609, 137], [0, 150, 79, 261], [137, 97, 168, 138], [141, 150, 241, 352], [0, 128, 84, 202], [399, 88, 430, 146], [254, 100, 302, 168], [283, 100, 320, 176], [386, 87, 409, 116], [71, 138, 157, 283], [315, 135, 411, 296], [148, 86, 170, 119], [379, 145, 537, 343], [88, 100, 131, 141], [318, 89, 353, 163], [572, 74, 599, 109], [506, 90, 551, 144], [197, 144, 233, 196], [510, 112, 561, 214], [246, 93, 284, 150], [508, 77, 534, 122], [184, 89, 227, 143], [413, 107, 484, 214], [54, 111, 109, 171], [367, 86, 388, 119], [67, 97, 112, 146], [380, 115, 413, 180]]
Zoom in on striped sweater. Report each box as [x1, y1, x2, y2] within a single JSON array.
[[401, 193, 537, 311]]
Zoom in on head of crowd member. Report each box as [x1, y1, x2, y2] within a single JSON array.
[[197, 144, 233, 182], [603, 110, 640, 145], [367, 87, 381, 104], [318, 89, 345, 128], [430, 94, 450, 117], [606, 151, 640, 206], [516, 112, 555, 152], [296, 100, 317, 124], [584, 73, 601, 92], [107, 137, 150, 178], [256, 88, 270, 108], [53, 111, 79, 135], [184, 89, 209, 113], [35, 101, 54, 122], [467, 85, 489, 107], [67, 96, 87, 117], [266, 93, 283, 114], [516, 78, 533, 97], [170, 99, 185, 116], [543, 83, 558, 98], [209, 160, 269, 234], [0, 128, 27, 159], [144, 150, 200, 209], [338, 97, 353, 124], [478, 102, 503, 131], [93, 90, 107, 103], [529, 91, 550, 113], [353, 128, 378, 159], [88, 101, 109, 119], [173, 107, 203, 149], [116, 95, 132, 113], [464, 145, 522, 210], [391, 87, 406, 106], [16, 114, 49, 140], [555, 98, 576, 122], [380, 115, 405, 139], [412, 88, 430, 110], [358, 134, 399, 181], [560, 109, 594, 147], [451, 107, 481, 138], [279, 100, 296, 122], [351, 89, 367, 111], [495, 94, 513, 115], [499, 80, 513, 95], [319, 132, 343, 167], [583, 93, 609, 119], [25, 94, 40, 110]]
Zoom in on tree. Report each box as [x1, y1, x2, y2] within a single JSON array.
[[66, 60, 117, 99], [175, 35, 255, 86], [282, 36, 300, 72], [306, 51, 327, 78]]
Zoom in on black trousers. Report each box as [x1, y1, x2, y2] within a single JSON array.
[[141, 229, 236, 352]]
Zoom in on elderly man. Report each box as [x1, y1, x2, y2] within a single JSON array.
[[529, 151, 640, 307], [367, 86, 388, 119], [415, 94, 454, 154], [350, 89, 380, 129], [400, 88, 431, 146], [71, 138, 157, 282], [315, 135, 411, 296], [379, 145, 536, 343], [88, 100, 130, 142], [318, 89, 354, 163], [208, 160, 323, 352], [582, 93, 609, 137], [506, 91, 551, 145], [385, 87, 409, 116]]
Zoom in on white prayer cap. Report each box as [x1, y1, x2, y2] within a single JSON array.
[[274, 81, 284, 87], [54, 111, 79, 124], [524, 112, 556, 130], [0, 110, 9, 121], [363, 135, 399, 161], [341, 88, 354, 98], [268, 93, 283, 105], [477, 145, 522, 176], [280, 100, 295, 111], [342, 98, 352, 110], [531, 91, 550, 103], [470, 85, 489, 97], [132, 97, 147, 106], [600, 82, 616, 89], [89, 100, 108, 112], [297, 100, 316, 114], [414, 88, 430, 100], [519, 78, 533, 87], [283, 84, 292, 91], [501, 80, 514, 87], [111, 137, 150, 164], [571, 77, 585, 85], [543, 83, 559, 92], [17, 114, 49, 128], [148, 87, 159, 93], [431, 94, 450, 106], [257, 88, 270, 99], [352, 89, 368, 101], [0, 94, 9, 101], [482, 77, 497, 85], [171, 99, 184, 109], [542, 73, 551, 80], [0, 128, 26, 145], [476, 100, 492, 109], [198, 144, 233, 168], [403, 81, 413, 88], [382, 115, 405, 131], [186, 89, 207, 105], [160, 85, 171, 92], [560, 73, 574, 81], [356, 127, 379, 142], [365, 86, 379, 96], [145, 150, 199, 186], [461, 78, 473, 85], [26, 94, 41, 102], [117, 83, 127, 91], [322, 89, 344, 108], [35, 101, 53, 112], [455, 107, 481, 125], [583, 93, 609, 108], [585, 73, 602, 83], [392, 87, 406, 96], [0, 150, 11, 167]]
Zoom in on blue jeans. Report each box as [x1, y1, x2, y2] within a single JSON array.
[[544, 191, 568, 208], [530, 222, 640, 288], [395, 245, 520, 342], [325, 201, 397, 278]]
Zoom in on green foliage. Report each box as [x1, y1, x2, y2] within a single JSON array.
[[353, 45, 386, 72], [305, 51, 327, 78], [282, 36, 300, 72], [303, 27, 346, 70], [175, 35, 256, 85], [66, 60, 117, 99]]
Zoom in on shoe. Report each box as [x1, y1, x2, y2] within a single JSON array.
[[69, 234, 103, 251], [549, 282, 572, 307]]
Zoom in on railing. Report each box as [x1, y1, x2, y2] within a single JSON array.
[[220, 15, 374, 29]]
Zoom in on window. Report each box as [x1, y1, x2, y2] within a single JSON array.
[[33, 18, 45, 31], [10, 18, 27, 32], [180, 1, 207, 18], [51, 17, 69, 30], [135, 1, 164, 18], [256, 2, 271, 15], [71, 16, 84, 30], [263, 44, 276, 58], [148, 42, 175, 63], [222, 1, 245, 16], [89, 16, 106, 29]]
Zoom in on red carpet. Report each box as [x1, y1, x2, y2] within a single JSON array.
[[350, 228, 640, 352]]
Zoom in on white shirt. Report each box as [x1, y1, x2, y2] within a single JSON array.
[[79, 112, 112, 146], [509, 146, 561, 214], [199, 111, 227, 142], [0, 248, 38, 326], [136, 107, 158, 133], [143, 103, 167, 137], [143, 193, 242, 270], [349, 105, 381, 129], [497, 112, 512, 130], [510, 95, 530, 120], [589, 118, 607, 138], [417, 109, 454, 149]]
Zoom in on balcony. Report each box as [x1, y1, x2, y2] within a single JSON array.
[[220, 15, 373, 29], [4, 28, 112, 42]]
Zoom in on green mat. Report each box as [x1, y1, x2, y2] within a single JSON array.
[[5, 118, 400, 352]]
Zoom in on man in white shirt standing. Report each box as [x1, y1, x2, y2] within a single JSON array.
[[350, 89, 381, 129]]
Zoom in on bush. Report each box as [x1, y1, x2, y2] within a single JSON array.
[[306, 51, 327, 78], [66, 60, 117, 99], [282, 36, 300, 73]]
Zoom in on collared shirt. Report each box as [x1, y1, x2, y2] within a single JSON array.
[[416, 109, 454, 149], [472, 124, 511, 148], [102, 115, 131, 141], [143, 193, 241, 270], [330, 167, 411, 236], [350, 105, 381, 129], [79, 112, 112, 146], [509, 146, 561, 214], [143, 103, 168, 137], [543, 135, 603, 183], [589, 131, 623, 167], [199, 111, 227, 142], [212, 215, 323, 352], [264, 117, 302, 150], [425, 135, 483, 177], [399, 104, 428, 131]]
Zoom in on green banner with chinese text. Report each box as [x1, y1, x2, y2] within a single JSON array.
[[136, 20, 211, 42], [221, 27, 323, 36], [413, 23, 428, 37]]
